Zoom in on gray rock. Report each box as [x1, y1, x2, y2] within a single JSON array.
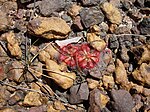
[[81, 0, 105, 6], [139, 16, 150, 35], [80, 7, 104, 28], [68, 82, 89, 104], [110, 89, 134, 112], [39, 0, 65, 16]]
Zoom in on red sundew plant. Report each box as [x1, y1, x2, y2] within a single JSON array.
[[59, 43, 100, 69]]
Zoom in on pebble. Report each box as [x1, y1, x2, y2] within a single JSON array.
[[101, 2, 122, 24]]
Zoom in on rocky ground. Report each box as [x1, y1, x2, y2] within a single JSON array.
[[0, 0, 150, 112]]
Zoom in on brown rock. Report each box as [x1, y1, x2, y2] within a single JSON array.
[[102, 75, 115, 89], [0, 45, 9, 63], [87, 25, 106, 51], [0, 65, 6, 81], [5, 32, 22, 58], [72, 16, 84, 31], [46, 59, 76, 89], [88, 88, 109, 112], [29, 105, 47, 112], [115, 59, 128, 85], [67, 4, 82, 17], [0, 11, 8, 31], [131, 45, 150, 64], [0, 86, 11, 108], [68, 82, 89, 104], [101, 2, 122, 24], [87, 78, 99, 89], [132, 63, 150, 86], [53, 100, 66, 111], [23, 92, 47, 106], [6, 61, 24, 82], [28, 17, 71, 39], [0, 108, 16, 112]]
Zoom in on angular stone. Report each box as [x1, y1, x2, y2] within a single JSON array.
[[132, 63, 150, 86], [101, 2, 122, 24], [0, 11, 8, 31], [88, 88, 109, 112], [28, 17, 71, 39], [23, 92, 47, 106], [139, 16, 150, 35], [80, 7, 104, 28], [67, 4, 82, 17], [87, 78, 99, 89], [68, 82, 89, 104], [39, 0, 65, 16], [102, 75, 115, 89], [81, 0, 105, 6], [110, 89, 134, 112]]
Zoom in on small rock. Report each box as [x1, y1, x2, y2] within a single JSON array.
[[81, 0, 105, 6], [46, 59, 76, 89], [68, 82, 89, 104], [39, 0, 65, 16], [0, 65, 6, 81], [101, 2, 122, 24], [6, 61, 24, 82], [139, 16, 150, 35], [102, 75, 115, 89], [132, 63, 150, 86], [8, 90, 25, 106], [120, 46, 129, 62], [0, 11, 8, 31], [67, 4, 82, 17], [0, 86, 11, 108], [80, 7, 104, 28], [5, 32, 22, 58], [115, 59, 128, 85], [72, 16, 84, 31], [53, 100, 66, 111], [87, 25, 106, 51], [28, 17, 71, 39], [29, 105, 47, 112], [109, 35, 119, 49], [135, 0, 144, 7], [86, 78, 99, 89], [110, 89, 134, 112], [23, 92, 47, 106], [88, 88, 109, 112], [0, 108, 16, 112]]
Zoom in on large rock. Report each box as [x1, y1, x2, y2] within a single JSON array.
[[28, 17, 71, 39], [101, 2, 122, 24], [110, 89, 134, 112]]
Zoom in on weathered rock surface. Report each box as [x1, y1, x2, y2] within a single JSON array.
[[101, 2, 122, 24], [28, 17, 71, 39], [0, 11, 8, 31], [81, 0, 103, 6], [39, 0, 65, 16], [139, 16, 150, 35], [132, 63, 150, 86], [80, 7, 104, 28], [110, 89, 134, 112], [46, 59, 76, 89], [23, 92, 47, 106], [68, 82, 89, 104], [88, 88, 109, 112]]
